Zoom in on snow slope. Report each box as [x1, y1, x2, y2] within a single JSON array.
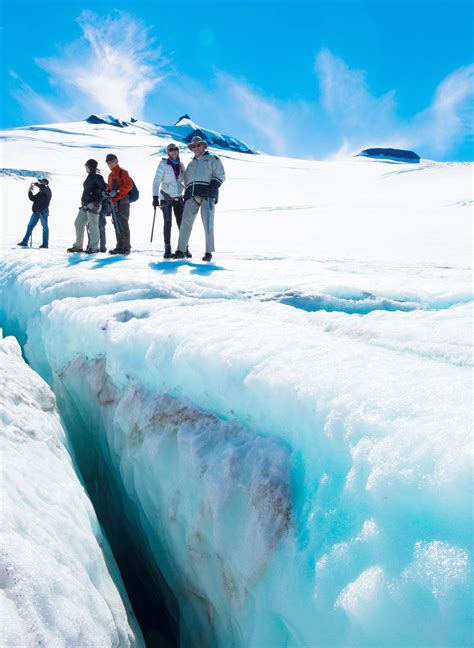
[[0, 118, 472, 647], [0, 334, 144, 647]]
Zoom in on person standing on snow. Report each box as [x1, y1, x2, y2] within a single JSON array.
[[152, 143, 191, 259], [67, 159, 107, 254], [172, 136, 225, 262], [104, 153, 133, 256], [17, 178, 52, 249]]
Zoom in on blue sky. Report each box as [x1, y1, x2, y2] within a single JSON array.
[[1, 0, 473, 160]]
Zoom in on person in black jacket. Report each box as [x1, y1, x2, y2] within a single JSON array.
[[17, 178, 52, 248], [67, 159, 107, 254]]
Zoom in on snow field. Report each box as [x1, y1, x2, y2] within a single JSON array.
[[0, 334, 144, 647]]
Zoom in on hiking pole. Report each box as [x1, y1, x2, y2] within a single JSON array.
[[205, 197, 213, 237], [109, 199, 121, 234], [29, 233, 33, 248], [150, 206, 156, 243]]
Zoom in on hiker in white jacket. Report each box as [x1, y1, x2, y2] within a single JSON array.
[[152, 143, 190, 258], [172, 136, 225, 262]]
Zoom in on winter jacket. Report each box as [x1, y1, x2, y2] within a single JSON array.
[[28, 184, 52, 212], [81, 172, 107, 206], [107, 165, 133, 203], [152, 158, 185, 198], [183, 151, 225, 202]]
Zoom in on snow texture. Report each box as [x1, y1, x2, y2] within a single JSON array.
[[0, 116, 472, 647], [0, 334, 144, 647]]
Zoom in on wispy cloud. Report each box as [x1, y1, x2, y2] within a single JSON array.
[[314, 48, 474, 159], [216, 73, 290, 156], [12, 11, 167, 123], [316, 48, 397, 137], [156, 71, 295, 156], [407, 64, 474, 155], [9, 71, 65, 124]]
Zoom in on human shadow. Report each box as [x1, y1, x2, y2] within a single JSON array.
[[67, 254, 91, 266], [91, 256, 129, 269], [148, 260, 226, 276]]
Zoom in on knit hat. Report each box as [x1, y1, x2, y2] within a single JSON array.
[[37, 178, 49, 185], [187, 135, 208, 150], [105, 153, 118, 162], [85, 158, 98, 171]]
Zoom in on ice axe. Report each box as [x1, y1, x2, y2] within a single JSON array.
[[150, 206, 157, 243], [109, 199, 121, 234]]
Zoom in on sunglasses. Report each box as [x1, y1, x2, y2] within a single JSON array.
[[168, 148, 179, 152], [190, 143, 205, 149]]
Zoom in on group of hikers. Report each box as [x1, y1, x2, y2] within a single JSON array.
[[17, 136, 226, 262]]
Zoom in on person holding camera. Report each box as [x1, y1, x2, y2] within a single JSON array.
[[67, 159, 107, 254], [17, 178, 52, 249], [152, 143, 190, 259]]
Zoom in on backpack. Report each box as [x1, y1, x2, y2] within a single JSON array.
[[119, 169, 139, 203]]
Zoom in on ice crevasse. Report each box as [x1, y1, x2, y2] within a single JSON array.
[[0, 333, 144, 647], [0, 254, 472, 647]]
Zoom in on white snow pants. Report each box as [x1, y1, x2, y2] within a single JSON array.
[[177, 196, 215, 254]]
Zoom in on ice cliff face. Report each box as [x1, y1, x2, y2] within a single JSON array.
[[0, 251, 472, 647], [0, 334, 143, 647]]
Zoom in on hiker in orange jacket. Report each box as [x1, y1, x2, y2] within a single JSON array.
[[105, 153, 133, 255]]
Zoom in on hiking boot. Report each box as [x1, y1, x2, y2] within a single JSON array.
[[39, 244, 48, 249], [120, 250, 130, 256], [202, 253, 213, 262], [85, 248, 98, 254], [185, 247, 192, 259], [17, 241, 28, 247], [67, 246, 83, 253], [99, 247, 107, 253], [109, 248, 121, 255], [172, 250, 185, 259], [163, 245, 172, 259]]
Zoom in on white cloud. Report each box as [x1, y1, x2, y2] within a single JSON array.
[[407, 64, 474, 156], [216, 73, 290, 156], [315, 48, 398, 155], [34, 11, 167, 121], [314, 48, 474, 159]]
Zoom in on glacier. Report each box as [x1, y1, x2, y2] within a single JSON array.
[[0, 117, 472, 646]]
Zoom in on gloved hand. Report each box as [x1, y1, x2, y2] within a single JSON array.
[[108, 189, 118, 198], [208, 179, 220, 202], [152, 195, 160, 208]]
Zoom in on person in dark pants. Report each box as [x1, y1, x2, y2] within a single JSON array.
[[18, 178, 52, 248], [152, 143, 190, 259], [105, 153, 133, 255]]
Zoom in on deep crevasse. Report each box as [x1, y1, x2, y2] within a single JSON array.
[[0, 253, 472, 647]]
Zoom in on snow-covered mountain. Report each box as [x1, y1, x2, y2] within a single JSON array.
[[0, 117, 472, 647], [86, 112, 257, 154]]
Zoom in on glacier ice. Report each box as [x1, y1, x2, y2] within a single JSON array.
[[0, 251, 471, 647]]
